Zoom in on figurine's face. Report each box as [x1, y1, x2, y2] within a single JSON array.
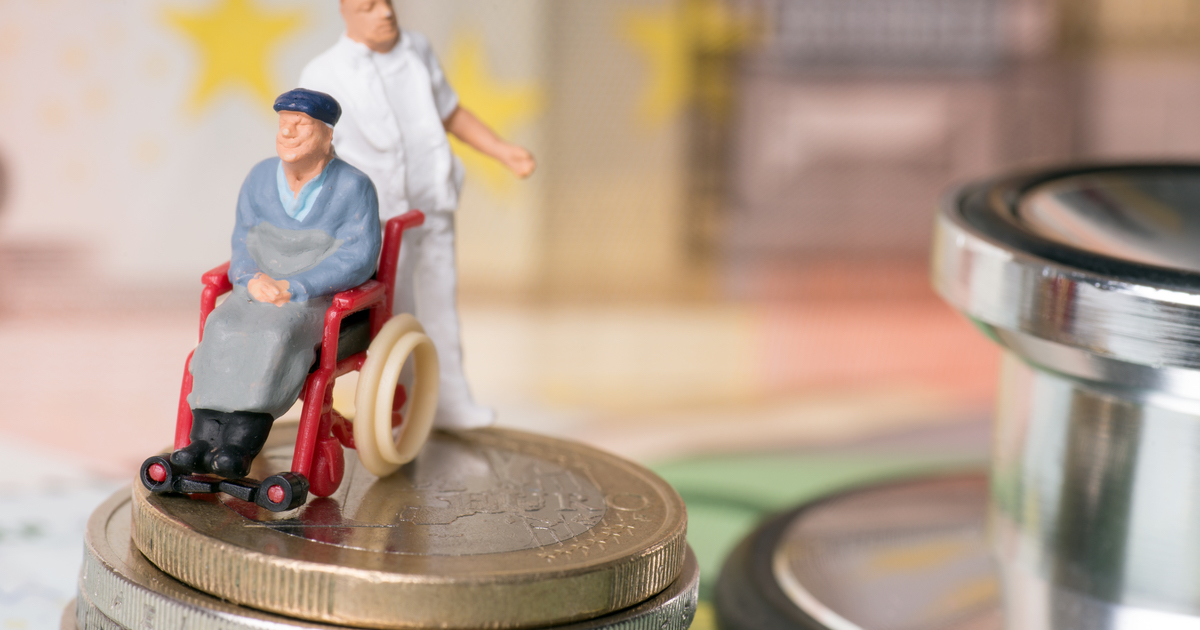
[[340, 0, 400, 53], [276, 111, 332, 164]]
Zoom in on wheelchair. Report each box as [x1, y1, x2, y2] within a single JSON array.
[[139, 210, 438, 512]]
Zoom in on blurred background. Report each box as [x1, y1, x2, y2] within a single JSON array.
[[2, 0, 1197, 626]]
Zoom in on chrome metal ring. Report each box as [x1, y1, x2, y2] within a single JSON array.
[[933, 163, 1200, 393]]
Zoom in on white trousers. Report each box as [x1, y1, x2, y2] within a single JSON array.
[[391, 211, 491, 428]]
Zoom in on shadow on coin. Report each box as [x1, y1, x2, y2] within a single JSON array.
[[221, 431, 609, 556]]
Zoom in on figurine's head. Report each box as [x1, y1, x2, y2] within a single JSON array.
[[340, 0, 400, 53], [273, 89, 340, 166]]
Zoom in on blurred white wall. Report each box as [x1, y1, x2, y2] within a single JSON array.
[[0, 0, 342, 287], [0, 1, 554, 296], [0, 0, 700, 301]]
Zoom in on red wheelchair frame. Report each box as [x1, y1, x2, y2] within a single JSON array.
[[141, 210, 425, 510]]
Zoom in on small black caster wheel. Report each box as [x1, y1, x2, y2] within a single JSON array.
[[140, 456, 176, 493], [256, 473, 309, 512]]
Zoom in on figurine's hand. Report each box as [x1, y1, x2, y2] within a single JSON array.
[[248, 274, 292, 307], [499, 144, 536, 179]]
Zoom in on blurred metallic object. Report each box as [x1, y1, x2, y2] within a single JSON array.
[[933, 164, 1200, 629], [132, 424, 688, 629], [82, 486, 698, 630], [714, 473, 998, 630]]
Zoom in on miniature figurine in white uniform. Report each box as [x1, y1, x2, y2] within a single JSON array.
[[300, 0, 535, 429]]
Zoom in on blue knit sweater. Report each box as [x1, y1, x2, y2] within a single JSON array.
[[228, 157, 381, 302]]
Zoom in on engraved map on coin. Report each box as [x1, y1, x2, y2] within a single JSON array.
[[228, 433, 609, 556]]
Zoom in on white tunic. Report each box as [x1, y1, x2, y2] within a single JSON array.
[[298, 30, 495, 429], [299, 31, 464, 218]]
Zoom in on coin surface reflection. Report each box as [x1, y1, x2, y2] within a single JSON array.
[[239, 434, 608, 555]]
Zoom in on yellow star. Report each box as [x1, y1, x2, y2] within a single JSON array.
[[621, 4, 690, 127], [690, 0, 757, 54], [164, 0, 305, 113], [444, 31, 543, 192], [620, 0, 756, 127]]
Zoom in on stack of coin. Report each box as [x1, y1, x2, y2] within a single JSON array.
[[72, 424, 697, 630]]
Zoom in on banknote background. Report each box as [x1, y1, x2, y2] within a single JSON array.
[[5, 0, 1200, 627]]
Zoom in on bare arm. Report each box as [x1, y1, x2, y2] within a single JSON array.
[[444, 106, 536, 178]]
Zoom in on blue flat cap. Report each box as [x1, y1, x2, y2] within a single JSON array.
[[273, 88, 341, 126]]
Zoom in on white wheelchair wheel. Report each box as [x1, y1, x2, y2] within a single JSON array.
[[354, 314, 439, 477]]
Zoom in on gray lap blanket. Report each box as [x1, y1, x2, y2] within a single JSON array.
[[187, 284, 332, 418], [186, 157, 382, 420]]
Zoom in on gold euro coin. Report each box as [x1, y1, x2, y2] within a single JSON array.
[[132, 424, 688, 629]]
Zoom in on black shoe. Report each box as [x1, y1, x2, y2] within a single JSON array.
[[203, 411, 274, 479], [221, 411, 274, 460], [171, 409, 225, 474], [169, 441, 210, 474], [209, 445, 255, 479]]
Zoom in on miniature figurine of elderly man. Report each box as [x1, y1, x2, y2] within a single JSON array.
[[173, 89, 381, 479], [299, 0, 535, 430]]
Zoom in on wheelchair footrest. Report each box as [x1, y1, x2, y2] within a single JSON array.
[[140, 456, 309, 512]]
